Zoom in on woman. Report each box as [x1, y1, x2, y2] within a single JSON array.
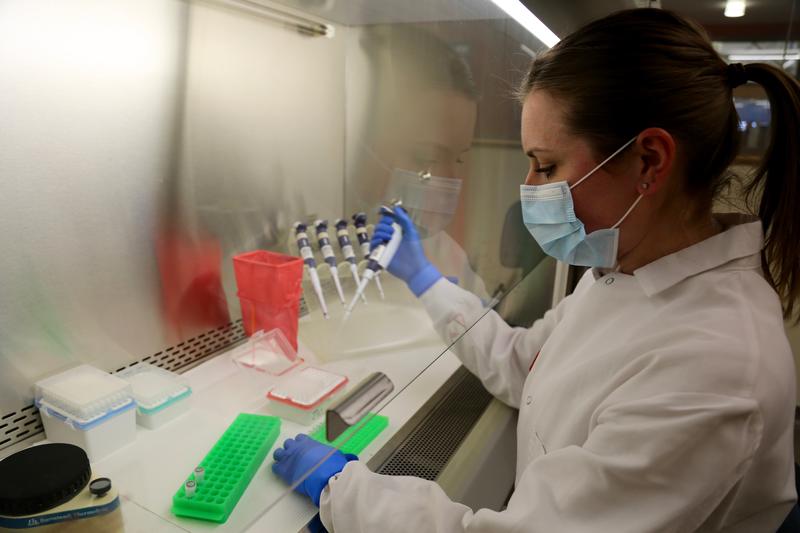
[[273, 9, 800, 531]]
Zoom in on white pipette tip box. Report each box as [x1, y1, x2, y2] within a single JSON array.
[[231, 328, 302, 376], [34, 364, 136, 462], [266, 367, 348, 425], [117, 363, 192, 429]]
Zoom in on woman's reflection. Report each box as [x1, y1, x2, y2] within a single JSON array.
[[350, 25, 487, 297]]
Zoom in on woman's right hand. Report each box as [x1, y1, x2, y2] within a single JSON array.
[[370, 206, 442, 297]]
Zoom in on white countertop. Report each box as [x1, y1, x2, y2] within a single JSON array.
[[82, 281, 461, 532]]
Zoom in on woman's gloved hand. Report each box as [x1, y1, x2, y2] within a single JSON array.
[[370, 206, 442, 297], [272, 434, 358, 507]]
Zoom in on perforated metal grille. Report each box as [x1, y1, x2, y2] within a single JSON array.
[[0, 319, 247, 453], [113, 319, 246, 374], [0, 405, 42, 449], [299, 295, 310, 318], [376, 368, 492, 480]]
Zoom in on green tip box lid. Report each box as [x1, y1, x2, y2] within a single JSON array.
[[309, 414, 388, 456]]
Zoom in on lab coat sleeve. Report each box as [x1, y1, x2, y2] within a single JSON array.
[[319, 392, 763, 533], [418, 277, 574, 408]]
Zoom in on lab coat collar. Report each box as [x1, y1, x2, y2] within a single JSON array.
[[593, 214, 763, 297]]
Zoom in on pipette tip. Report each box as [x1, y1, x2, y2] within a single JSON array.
[[332, 272, 346, 305], [374, 276, 386, 299]]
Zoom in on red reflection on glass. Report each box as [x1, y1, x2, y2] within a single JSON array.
[[157, 229, 230, 341]]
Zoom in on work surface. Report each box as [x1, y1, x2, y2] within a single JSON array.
[[61, 286, 460, 532]]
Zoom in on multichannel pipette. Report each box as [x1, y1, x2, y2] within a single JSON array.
[[344, 202, 404, 319], [334, 218, 366, 303], [352, 212, 385, 299], [314, 219, 346, 305], [293, 222, 329, 319]]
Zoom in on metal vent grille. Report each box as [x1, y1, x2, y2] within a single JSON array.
[[376, 367, 493, 480], [0, 319, 247, 453], [0, 405, 43, 450], [113, 319, 246, 374]]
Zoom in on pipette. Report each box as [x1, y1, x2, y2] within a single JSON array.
[[313, 219, 346, 305], [344, 202, 404, 319], [293, 222, 329, 319], [334, 218, 366, 303], [352, 212, 385, 299]]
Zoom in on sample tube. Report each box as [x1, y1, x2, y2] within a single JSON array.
[[184, 480, 196, 498], [194, 467, 205, 484], [294, 222, 329, 319], [314, 220, 346, 305], [352, 212, 385, 299], [334, 218, 366, 303]]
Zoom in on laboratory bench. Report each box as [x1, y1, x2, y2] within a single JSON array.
[[21, 277, 516, 532], [0, 1, 559, 530]]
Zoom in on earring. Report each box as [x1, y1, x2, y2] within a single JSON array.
[[640, 182, 650, 190]]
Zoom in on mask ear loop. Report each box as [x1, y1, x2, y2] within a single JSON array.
[[611, 194, 643, 229], [609, 193, 645, 273], [575, 135, 639, 273], [569, 136, 638, 191]]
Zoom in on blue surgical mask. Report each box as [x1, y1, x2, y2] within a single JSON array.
[[520, 136, 641, 268]]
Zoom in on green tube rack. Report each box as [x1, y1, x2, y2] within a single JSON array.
[[309, 414, 388, 455], [171, 413, 281, 523]]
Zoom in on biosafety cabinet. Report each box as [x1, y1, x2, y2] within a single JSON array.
[[0, 0, 612, 530]]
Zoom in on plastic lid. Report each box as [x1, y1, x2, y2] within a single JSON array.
[[117, 364, 191, 412], [0, 443, 90, 517], [267, 367, 347, 410], [232, 329, 301, 375], [35, 365, 132, 424]]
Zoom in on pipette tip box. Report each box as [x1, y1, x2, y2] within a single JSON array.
[[117, 363, 192, 429], [35, 365, 136, 462], [231, 328, 302, 376], [266, 367, 348, 425]]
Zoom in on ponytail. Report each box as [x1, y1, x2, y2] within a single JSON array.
[[742, 63, 800, 319]]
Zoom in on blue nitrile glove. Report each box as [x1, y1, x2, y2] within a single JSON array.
[[370, 206, 443, 297], [272, 434, 358, 507]]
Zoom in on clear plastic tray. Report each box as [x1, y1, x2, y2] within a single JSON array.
[[117, 364, 191, 413], [35, 365, 133, 425], [267, 367, 347, 410], [231, 329, 301, 376]]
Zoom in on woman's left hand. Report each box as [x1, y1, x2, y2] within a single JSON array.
[[272, 434, 358, 507]]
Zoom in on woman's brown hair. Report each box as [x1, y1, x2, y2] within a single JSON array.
[[518, 8, 800, 318]]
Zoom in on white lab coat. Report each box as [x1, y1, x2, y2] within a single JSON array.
[[422, 230, 488, 300], [319, 214, 797, 532]]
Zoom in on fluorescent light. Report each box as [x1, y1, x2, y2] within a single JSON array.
[[729, 54, 800, 61], [726, 48, 799, 56], [489, 0, 559, 48], [520, 43, 536, 58], [724, 0, 746, 18]]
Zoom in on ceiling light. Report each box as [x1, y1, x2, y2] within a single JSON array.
[[489, 0, 559, 48], [726, 48, 799, 56], [724, 0, 746, 18], [729, 54, 800, 61]]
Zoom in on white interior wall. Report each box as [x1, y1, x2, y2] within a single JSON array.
[[178, 0, 347, 310], [0, 0, 186, 404]]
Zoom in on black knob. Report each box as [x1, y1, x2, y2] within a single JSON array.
[[89, 478, 112, 497]]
